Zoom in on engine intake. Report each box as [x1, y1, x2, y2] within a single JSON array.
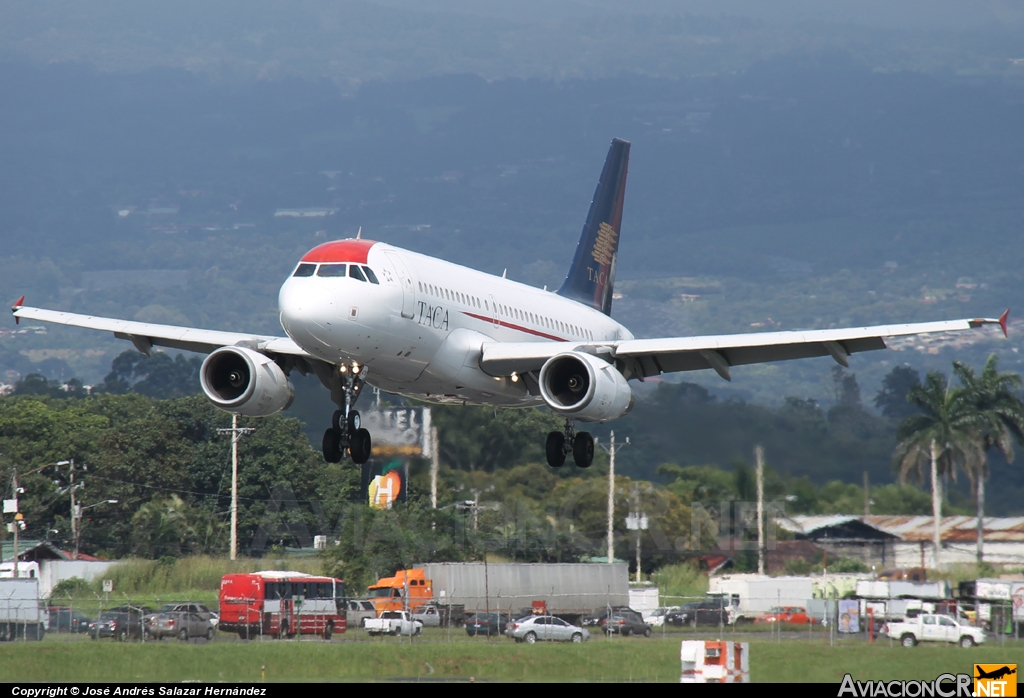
[[539, 351, 633, 423], [200, 346, 294, 417]]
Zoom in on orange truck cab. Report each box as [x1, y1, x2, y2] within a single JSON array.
[[367, 568, 433, 614]]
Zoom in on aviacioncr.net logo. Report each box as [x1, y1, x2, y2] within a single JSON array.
[[838, 674, 973, 697]]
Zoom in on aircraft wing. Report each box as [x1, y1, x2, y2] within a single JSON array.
[[480, 313, 1009, 381], [12, 302, 311, 359]]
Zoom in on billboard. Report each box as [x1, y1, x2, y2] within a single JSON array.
[[361, 460, 408, 509], [360, 407, 432, 456], [838, 599, 860, 633]]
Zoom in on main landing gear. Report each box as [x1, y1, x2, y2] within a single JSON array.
[[322, 363, 372, 465], [546, 419, 594, 468]]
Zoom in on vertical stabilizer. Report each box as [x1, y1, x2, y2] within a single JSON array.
[[556, 138, 629, 315]]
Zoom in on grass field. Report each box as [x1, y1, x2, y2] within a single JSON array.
[[2, 634, 1021, 682]]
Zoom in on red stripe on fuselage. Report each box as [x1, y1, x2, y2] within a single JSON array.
[[301, 239, 377, 264], [461, 311, 566, 342]]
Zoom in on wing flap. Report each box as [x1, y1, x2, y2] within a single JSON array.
[[13, 306, 311, 358]]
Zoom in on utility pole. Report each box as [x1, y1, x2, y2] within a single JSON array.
[[755, 445, 765, 575], [430, 426, 439, 511], [597, 431, 629, 564], [863, 471, 870, 516], [217, 414, 254, 560], [8, 469, 20, 578], [57, 459, 85, 560], [625, 485, 648, 582]]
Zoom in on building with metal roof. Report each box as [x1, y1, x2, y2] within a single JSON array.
[[779, 515, 1024, 569]]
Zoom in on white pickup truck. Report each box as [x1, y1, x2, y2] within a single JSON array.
[[364, 611, 423, 637], [885, 613, 985, 648]]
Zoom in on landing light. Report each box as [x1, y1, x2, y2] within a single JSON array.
[[511, 372, 519, 383], [339, 365, 347, 374], [352, 362, 361, 374]]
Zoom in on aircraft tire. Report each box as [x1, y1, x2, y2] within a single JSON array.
[[573, 432, 594, 468], [350, 428, 372, 464], [546, 432, 566, 467], [322, 428, 343, 463]]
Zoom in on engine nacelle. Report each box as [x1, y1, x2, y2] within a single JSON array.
[[200, 346, 294, 417], [538, 351, 633, 423]]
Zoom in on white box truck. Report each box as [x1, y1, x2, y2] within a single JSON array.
[[707, 575, 814, 622], [0, 578, 45, 641]]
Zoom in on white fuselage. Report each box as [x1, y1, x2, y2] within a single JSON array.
[[277, 239, 632, 406]]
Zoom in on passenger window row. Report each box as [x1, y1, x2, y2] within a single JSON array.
[[416, 280, 595, 340]]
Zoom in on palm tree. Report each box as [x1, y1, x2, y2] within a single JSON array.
[[893, 371, 987, 568], [953, 355, 1024, 563]]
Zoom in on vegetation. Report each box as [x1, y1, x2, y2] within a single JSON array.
[[893, 356, 1024, 564], [1, 353, 1018, 580], [0, 637, 1020, 683]]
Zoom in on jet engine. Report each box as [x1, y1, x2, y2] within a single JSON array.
[[200, 346, 295, 417], [538, 351, 633, 423]]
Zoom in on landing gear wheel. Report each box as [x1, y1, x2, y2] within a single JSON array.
[[322, 428, 343, 463], [349, 428, 372, 464], [573, 431, 594, 468], [546, 432, 566, 467], [347, 410, 361, 433]]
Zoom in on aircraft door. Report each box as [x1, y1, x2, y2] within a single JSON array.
[[488, 295, 499, 327], [384, 251, 417, 319]]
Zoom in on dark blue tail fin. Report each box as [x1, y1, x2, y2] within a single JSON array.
[[556, 138, 629, 316]]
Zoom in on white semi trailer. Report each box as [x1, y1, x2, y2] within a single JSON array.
[[0, 578, 45, 641]]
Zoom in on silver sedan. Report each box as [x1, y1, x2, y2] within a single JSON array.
[[509, 615, 590, 644]]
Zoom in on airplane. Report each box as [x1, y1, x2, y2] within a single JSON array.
[[975, 666, 1016, 681], [11, 138, 1009, 469]]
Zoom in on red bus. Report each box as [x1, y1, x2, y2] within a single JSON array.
[[219, 571, 346, 639]]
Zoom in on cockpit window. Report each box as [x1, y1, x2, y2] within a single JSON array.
[[362, 266, 379, 284], [293, 263, 316, 277], [349, 265, 367, 282], [317, 264, 347, 277]]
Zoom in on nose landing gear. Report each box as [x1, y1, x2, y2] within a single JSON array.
[[545, 419, 594, 468], [322, 363, 373, 464]]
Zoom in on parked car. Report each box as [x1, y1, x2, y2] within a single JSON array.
[[145, 611, 216, 641], [643, 606, 679, 627], [146, 603, 218, 627], [346, 599, 378, 628], [47, 606, 92, 634], [465, 612, 511, 637], [413, 604, 442, 628], [509, 615, 589, 644], [583, 606, 634, 627], [885, 614, 985, 648], [665, 598, 731, 627], [89, 606, 151, 641], [754, 606, 816, 625], [600, 608, 651, 637]]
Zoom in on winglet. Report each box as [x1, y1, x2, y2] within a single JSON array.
[[999, 308, 1010, 337], [12, 296, 24, 325]]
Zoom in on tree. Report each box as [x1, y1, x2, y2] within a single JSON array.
[[874, 365, 922, 419], [131, 495, 197, 558], [952, 355, 1024, 563], [893, 371, 987, 568], [94, 350, 201, 399]]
